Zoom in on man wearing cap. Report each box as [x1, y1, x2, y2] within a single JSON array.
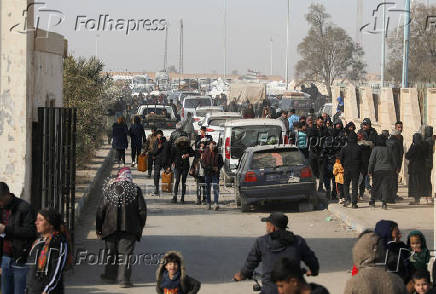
[[233, 212, 319, 294], [357, 118, 378, 198]]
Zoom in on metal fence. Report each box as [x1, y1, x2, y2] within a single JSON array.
[[31, 107, 77, 243]]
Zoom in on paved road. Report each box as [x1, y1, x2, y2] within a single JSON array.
[[66, 160, 358, 294]]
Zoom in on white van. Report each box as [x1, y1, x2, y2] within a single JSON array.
[[221, 119, 288, 185], [182, 96, 213, 119]]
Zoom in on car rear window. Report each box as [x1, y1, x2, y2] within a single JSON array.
[[230, 125, 282, 159], [142, 107, 170, 116], [251, 150, 305, 169], [184, 98, 212, 108]]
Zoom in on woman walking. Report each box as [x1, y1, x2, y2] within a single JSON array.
[[112, 116, 129, 167], [201, 141, 224, 210], [26, 208, 69, 294], [405, 133, 427, 205], [128, 116, 146, 167]]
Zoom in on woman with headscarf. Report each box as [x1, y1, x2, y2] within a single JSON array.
[[26, 208, 69, 294], [96, 168, 147, 288], [405, 133, 427, 205], [368, 135, 395, 210]]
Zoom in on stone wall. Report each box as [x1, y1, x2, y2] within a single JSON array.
[[0, 1, 66, 200]]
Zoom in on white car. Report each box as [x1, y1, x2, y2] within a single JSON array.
[[198, 112, 242, 143], [192, 106, 224, 133], [181, 96, 213, 120]]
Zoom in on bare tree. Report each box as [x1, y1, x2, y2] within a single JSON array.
[[386, 3, 436, 84], [295, 4, 366, 97]]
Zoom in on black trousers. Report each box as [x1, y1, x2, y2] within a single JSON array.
[[104, 232, 136, 283], [391, 172, 399, 200], [147, 154, 154, 176], [115, 149, 126, 164], [131, 146, 141, 163], [174, 168, 188, 198], [154, 161, 163, 191], [370, 170, 393, 204], [343, 170, 360, 205]]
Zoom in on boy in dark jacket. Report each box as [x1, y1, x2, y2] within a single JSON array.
[[201, 141, 224, 210], [170, 136, 195, 204], [340, 132, 362, 208], [156, 251, 201, 294]]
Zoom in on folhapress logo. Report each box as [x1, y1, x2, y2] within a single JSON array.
[[75, 15, 167, 35], [10, 2, 65, 37]]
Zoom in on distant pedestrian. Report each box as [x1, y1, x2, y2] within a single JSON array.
[[405, 133, 427, 205], [182, 112, 194, 141], [26, 208, 69, 294], [340, 132, 362, 208], [144, 127, 158, 178], [368, 135, 395, 210], [277, 111, 289, 133], [357, 118, 377, 198], [169, 122, 188, 148], [129, 116, 146, 167], [112, 116, 129, 166], [151, 130, 170, 196], [423, 126, 434, 199], [233, 212, 319, 294], [271, 257, 329, 294], [0, 182, 37, 294], [296, 122, 308, 158], [287, 109, 299, 132], [170, 136, 195, 204], [386, 127, 404, 203], [156, 251, 201, 294], [201, 140, 223, 210], [344, 232, 408, 294], [96, 168, 147, 288], [243, 103, 255, 119]]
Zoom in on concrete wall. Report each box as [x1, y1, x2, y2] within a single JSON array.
[[0, 1, 66, 200], [359, 87, 376, 120], [344, 85, 359, 122], [378, 88, 397, 131], [0, 0, 34, 200], [427, 89, 436, 196]]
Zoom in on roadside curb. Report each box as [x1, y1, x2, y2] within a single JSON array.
[[327, 203, 370, 233], [74, 148, 113, 225]]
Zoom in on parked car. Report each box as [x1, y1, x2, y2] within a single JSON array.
[[221, 119, 288, 186], [197, 112, 242, 143], [234, 145, 316, 212], [137, 104, 177, 138], [181, 96, 213, 120], [193, 106, 224, 133]]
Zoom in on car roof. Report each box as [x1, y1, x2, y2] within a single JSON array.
[[224, 118, 285, 128], [184, 96, 212, 100], [206, 112, 241, 118], [196, 106, 223, 110], [246, 145, 299, 153]]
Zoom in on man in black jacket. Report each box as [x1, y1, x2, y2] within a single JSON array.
[[170, 136, 195, 204], [194, 126, 212, 149], [0, 182, 37, 294], [96, 168, 147, 288], [357, 118, 377, 198], [233, 212, 319, 294], [151, 130, 170, 196], [340, 132, 362, 208], [387, 128, 404, 203]]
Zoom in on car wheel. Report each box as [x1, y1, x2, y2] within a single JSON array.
[[235, 187, 241, 207], [298, 201, 314, 213], [240, 194, 249, 212]]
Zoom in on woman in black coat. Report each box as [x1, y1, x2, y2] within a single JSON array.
[[405, 133, 427, 204], [112, 116, 129, 166], [129, 116, 146, 167]]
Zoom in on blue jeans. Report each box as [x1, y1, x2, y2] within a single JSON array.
[[1, 256, 28, 294], [205, 175, 219, 204]]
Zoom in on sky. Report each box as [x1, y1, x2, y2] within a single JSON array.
[[37, 0, 435, 79]]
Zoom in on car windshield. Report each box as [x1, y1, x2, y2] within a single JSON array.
[[251, 150, 305, 169], [185, 98, 212, 108], [209, 117, 239, 126], [231, 125, 282, 159]]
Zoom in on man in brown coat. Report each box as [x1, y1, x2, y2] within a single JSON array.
[[144, 126, 158, 178], [344, 232, 408, 294]]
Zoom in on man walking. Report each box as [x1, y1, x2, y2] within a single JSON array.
[[357, 118, 377, 198], [387, 127, 404, 203], [340, 132, 362, 208], [233, 212, 319, 294], [151, 130, 170, 196], [0, 182, 37, 294], [144, 126, 158, 178], [96, 168, 147, 288]]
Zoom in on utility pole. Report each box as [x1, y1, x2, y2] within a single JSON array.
[[270, 37, 273, 76], [356, 0, 363, 46], [179, 19, 183, 74], [224, 0, 227, 79], [163, 25, 168, 72], [402, 0, 411, 88], [285, 0, 290, 90], [381, 2, 386, 88]]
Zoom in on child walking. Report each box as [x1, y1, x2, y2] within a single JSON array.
[[332, 154, 345, 204]]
